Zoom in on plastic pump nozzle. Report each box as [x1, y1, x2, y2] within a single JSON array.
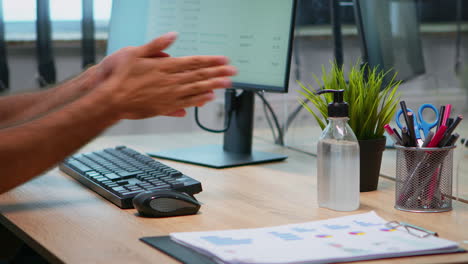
[[316, 89, 348, 118]]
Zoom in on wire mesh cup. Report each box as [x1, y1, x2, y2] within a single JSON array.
[[395, 145, 455, 212]]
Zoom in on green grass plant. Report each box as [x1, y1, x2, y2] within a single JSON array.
[[298, 61, 401, 140]]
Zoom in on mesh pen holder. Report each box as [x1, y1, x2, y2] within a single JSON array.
[[395, 145, 455, 213]]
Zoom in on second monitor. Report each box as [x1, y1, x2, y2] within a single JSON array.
[[108, 0, 298, 168]]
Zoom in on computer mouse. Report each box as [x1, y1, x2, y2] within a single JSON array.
[[132, 190, 201, 217]]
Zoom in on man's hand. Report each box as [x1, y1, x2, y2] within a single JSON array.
[[93, 32, 237, 119]]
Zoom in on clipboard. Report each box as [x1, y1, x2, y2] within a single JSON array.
[[140, 212, 467, 264]]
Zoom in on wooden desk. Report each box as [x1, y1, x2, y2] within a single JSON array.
[[0, 133, 467, 264]]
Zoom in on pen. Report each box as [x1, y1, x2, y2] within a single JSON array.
[[441, 104, 452, 126], [438, 115, 463, 147], [445, 133, 460, 146], [422, 131, 434, 148], [399, 101, 412, 135], [407, 112, 418, 147], [384, 124, 402, 145], [401, 127, 410, 147], [392, 128, 402, 143], [446, 118, 454, 128], [427, 133, 461, 205], [426, 166, 442, 208], [436, 105, 445, 131], [397, 152, 431, 205]]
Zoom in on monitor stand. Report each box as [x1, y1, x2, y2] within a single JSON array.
[[148, 90, 287, 169]]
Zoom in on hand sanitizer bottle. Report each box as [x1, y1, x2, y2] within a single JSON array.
[[316, 89, 359, 211]]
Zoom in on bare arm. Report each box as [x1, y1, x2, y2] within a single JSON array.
[[0, 67, 98, 128], [0, 84, 119, 194], [0, 32, 236, 194]]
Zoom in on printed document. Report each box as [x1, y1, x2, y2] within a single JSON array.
[[170, 211, 459, 264]]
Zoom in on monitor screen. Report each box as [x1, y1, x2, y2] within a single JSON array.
[[107, 0, 296, 92]]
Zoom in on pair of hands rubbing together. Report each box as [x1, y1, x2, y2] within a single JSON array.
[[96, 32, 237, 119], [0, 32, 236, 194]]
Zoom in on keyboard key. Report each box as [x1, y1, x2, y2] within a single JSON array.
[[116, 180, 129, 186], [95, 177, 109, 182], [155, 183, 171, 189], [146, 186, 170, 191], [68, 160, 92, 172], [104, 173, 121, 180], [117, 171, 142, 178], [112, 186, 126, 192]]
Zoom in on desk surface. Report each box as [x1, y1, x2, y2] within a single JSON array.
[[0, 132, 467, 264]]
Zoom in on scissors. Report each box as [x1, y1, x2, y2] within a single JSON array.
[[395, 103, 439, 140]]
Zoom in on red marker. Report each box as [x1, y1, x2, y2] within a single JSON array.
[[427, 125, 447, 148], [384, 124, 402, 145]]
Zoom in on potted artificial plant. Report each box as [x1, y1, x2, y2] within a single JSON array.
[[298, 62, 401, 192]]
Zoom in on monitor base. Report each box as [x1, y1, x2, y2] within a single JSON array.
[[148, 145, 287, 169]]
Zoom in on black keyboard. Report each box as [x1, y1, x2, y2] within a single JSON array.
[[59, 146, 202, 209]]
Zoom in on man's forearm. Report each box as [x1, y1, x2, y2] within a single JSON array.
[[0, 82, 118, 194], [0, 66, 98, 128]]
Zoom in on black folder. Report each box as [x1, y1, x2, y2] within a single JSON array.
[[140, 236, 466, 264], [140, 236, 217, 264]]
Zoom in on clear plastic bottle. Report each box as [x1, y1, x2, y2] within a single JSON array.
[[316, 90, 360, 211]]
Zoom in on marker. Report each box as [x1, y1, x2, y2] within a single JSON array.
[[445, 115, 463, 138], [436, 105, 445, 131], [427, 125, 447, 148], [446, 118, 454, 128], [407, 112, 417, 147], [399, 101, 411, 134], [441, 104, 452, 126], [401, 127, 410, 147], [384, 124, 402, 145], [392, 128, 402, 142], [445, 133, 460, 147]]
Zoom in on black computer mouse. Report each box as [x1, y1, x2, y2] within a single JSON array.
[[132, 190, 201, 217]]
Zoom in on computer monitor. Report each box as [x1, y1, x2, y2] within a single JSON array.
[[107, 0, 297, 168], [353, 0, 425, 82]]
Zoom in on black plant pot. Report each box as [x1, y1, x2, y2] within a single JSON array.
[[358, 137, 386, 192]]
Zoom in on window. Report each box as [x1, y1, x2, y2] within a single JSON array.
[[3, 0, 112, 41]]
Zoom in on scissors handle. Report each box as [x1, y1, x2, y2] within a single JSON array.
[[395, 108, 414, 130], [396, 108, 423, 140], [418, 104, 439, 137]]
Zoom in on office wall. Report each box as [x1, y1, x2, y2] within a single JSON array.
[[3, 31, 468, 137]]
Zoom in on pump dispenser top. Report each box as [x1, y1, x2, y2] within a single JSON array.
[[315, 89, 348, 118]]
